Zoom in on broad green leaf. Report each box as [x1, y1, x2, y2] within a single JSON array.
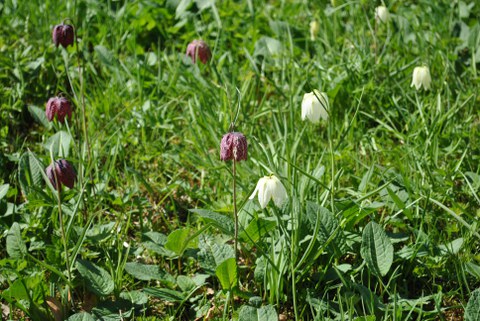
[[198, 234, 234, 273], [119, 290, 148, 305], [0, 183, 9, 200], [91, 300, 134, 321], [28, 105, 52, 129], [465, 288, 480, 321], [465, 262, 480, 279], [164, 227, 197, 256], [307, 203, 337, 243], [6, 222, 27, 258], [67, 312, 96, 321], [177, 275, 196, 292], [18, 151, 45, 197], [44, 131, 72, 158], [305, 202, 347, 256], [438, 238, 464, 255], [360, 221, 394, 277], [238, 304, 278, 321], [215, 257, 237, 291], [124, 262, 166, 281], [190, 209, 234, 235], [240, 217, 276, 244], [143, 287, 185, 302], [76, 259, 114, 296]]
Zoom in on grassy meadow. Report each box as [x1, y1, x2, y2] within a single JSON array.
[[1, 0, 480, 320]]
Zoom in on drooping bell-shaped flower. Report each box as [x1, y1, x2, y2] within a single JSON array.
[[46, 97, 73, 123], [46, 159, 76, 189], [301, 90, 329, 123], [52, 23, 74, 48], [411, 66, 431, 91], [249, 175, 287, 209], [375, 6, 389, 23], [220, 132, 248, 162], [186, 40, 211, 64]]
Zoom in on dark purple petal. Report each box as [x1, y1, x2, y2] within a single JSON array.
[[46, 163, 58, 189], [56, 159, 76, 188], [46, 98, 57, 121], [46, 159, 76, 189], [45, 97, 73, 123]]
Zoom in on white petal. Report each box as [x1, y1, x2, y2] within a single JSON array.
[[259, 177, 273, 208], [411, 67, 421, 90], [271, 176, 287, 207], [249, 179, 261, 200], [315, 91, 329, 120], [301, 93, 314, 121]]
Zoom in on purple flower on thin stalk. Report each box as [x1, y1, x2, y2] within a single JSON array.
[[46, 159, 76, 189], [220, 132, 248, 162], [46, 97, 73, 123], [186, 40, 211, 64], [52, 23, 74, 48]]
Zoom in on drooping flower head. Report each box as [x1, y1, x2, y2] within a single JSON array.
[[249, 175, 288, 209], [46, 97, 73, 123], [375, 6, 389, 23], [46, 159, 76, 189], [52, 23, 74, 48], [301, 90, 329, 123], [411, 66, 431, 91], [186, 40, 212, 64], [220, 132, 248, 162]]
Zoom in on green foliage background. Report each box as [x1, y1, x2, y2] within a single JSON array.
[[0, 0, 479, 320]]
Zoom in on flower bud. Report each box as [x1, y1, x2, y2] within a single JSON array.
[[411, 66, 431, 91], [186, 40, 211, 64], [46, 159, 76, 189], [309, 21, 320, 41], [52, 23, 74, 48], [220, 132, 248, 162], [375, 6, 389, 23], [46, 97, 73, 123]]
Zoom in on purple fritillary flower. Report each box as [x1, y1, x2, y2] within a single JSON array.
[[220, 132, 247, 162], [46, 97, 72, 123], [186, 40, 212, 64], [46, 159, 76, 189], [52, 23, 74, 48]]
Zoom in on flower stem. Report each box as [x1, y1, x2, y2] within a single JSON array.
[[52, 168, 74, 309], [233, 158, 238, 265]]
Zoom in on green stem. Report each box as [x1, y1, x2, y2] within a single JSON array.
[[54, 170, 74, 309], [233, 158, 238, 266]]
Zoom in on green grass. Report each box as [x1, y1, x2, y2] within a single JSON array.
[[1, 0, 480, 320]]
